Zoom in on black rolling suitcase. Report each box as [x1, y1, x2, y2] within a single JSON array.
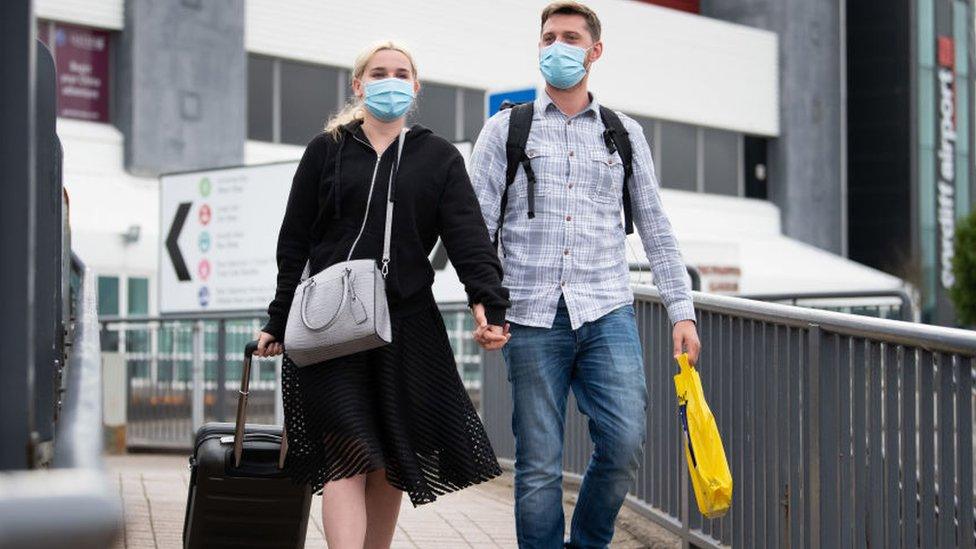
[[182, 340, 311, 548]]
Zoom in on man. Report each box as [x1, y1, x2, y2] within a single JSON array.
[[469, 2, 701, 547]]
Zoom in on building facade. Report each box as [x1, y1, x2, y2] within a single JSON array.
[[703, 0, 976, 325], [35, 0, 778, 319]]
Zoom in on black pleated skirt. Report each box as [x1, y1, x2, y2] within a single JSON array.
[[281, 299, 502, 506]]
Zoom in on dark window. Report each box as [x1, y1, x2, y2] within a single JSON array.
[[659, 121, 698, 191], [97, 276, 119, 316], [413, 82, 456, 139], [703, 128, 739, 196], [247, 55, 274, 141], [280, 60, 339, 145], [744, 136, 769, 200], [127, 277, 149, 315], [463, 88, 485, 142]]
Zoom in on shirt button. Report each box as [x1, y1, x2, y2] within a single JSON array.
[[567, 120, 573, 126], [569, 151, 575, 157], [561, 281, 566, 287], [565, 215, 572, 222], [568, 183, 574, 189], [564, 249, 570, 255]]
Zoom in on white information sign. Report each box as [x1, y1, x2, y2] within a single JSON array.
[[159, 161, 297, 313]]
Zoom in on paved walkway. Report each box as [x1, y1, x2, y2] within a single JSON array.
[[106, 454, 679, 548]]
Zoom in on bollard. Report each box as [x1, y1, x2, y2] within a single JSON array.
[[101, 352, 127, 454]]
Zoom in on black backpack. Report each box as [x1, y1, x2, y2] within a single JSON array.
[[493, 100, 635, 248]]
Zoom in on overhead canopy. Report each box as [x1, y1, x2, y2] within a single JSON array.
[[430, 189, 907, 303]]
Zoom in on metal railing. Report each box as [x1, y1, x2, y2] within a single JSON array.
[[481, 285, 976, 548], [100, 312, 280, 449], [742, 289, 916, 322], [100, 302, 479, 450], [0, 257, 122, 547]]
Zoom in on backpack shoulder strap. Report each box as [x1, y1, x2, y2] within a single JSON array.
[[504, 103, 535, 187], [598, 106, 635, 235], [493, 102, 535, 248]]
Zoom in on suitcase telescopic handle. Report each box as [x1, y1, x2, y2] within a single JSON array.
[[233, 340, 288, 468]]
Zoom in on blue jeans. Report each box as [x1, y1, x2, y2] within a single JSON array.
[[502, 297, 648, 549]]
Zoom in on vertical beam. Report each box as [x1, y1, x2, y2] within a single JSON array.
[[216, 319, 227, 422], [805, 325, 822, 549], [0, 0, 36, 470], [191, 320, 204, 433]]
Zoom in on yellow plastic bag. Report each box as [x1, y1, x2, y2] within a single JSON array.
[[673, 353, 733, 518]]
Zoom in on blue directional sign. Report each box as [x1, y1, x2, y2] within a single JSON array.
[[486, 87, 538, 118]]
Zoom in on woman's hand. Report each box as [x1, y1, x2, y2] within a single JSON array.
[[471, 303, 511, 351], [255, 331, 283, 357]]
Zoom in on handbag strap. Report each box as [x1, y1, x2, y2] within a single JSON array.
[[301, 127, 407, 281], [380, 127, 407, 277]]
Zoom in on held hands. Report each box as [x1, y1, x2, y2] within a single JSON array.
[[471, 303, 511, 351], [255, 331, 284, 358], [673, 319, 701, 365]]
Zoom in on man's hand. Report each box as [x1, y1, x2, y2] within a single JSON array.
[[673, 320, 700, 365], [471, 303, 511, 351]]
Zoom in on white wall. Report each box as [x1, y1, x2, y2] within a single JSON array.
[[246, 0, 779, 136], [58, 119, 159, 313], [34, 0, 123, 29]]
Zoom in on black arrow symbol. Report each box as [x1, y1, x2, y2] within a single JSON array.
[[167, 202, 192, 281]]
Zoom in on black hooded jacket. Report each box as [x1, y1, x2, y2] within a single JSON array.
[[262, 121, 509, 342]]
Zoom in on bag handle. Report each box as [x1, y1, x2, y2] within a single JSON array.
[[234, 340, 288, 468], [299, 269, 350, 331]]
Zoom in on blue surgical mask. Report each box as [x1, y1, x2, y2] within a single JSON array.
[[363, 77, 415, 121], [539, 41, 589, 89]]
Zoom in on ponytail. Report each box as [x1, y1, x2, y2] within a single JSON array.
[[324, 100, 364, 136]]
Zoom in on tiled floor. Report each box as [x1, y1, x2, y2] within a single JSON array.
[[106, 454, 678, 548]]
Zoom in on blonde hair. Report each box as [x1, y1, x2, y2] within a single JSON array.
[[324, 41, 419, 136]]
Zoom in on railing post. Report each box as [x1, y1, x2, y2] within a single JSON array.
[[680, 457, 690, 549], [805, 324, 822, 549], [274, 354, 284, 426], [216, 319, 227, 422], [191, 320, 204, 433]]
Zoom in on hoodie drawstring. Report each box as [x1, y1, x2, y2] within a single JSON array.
[[332, 133, 347, 220]]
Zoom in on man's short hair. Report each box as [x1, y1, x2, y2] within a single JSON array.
[[540, 1, 602, 42]]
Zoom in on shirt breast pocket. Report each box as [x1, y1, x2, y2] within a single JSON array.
[[514, 147, 557, 199], [589, 153, 625, 205]]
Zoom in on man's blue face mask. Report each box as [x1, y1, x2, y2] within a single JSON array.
[[539, 41, 590, 90], [363, 77, 415, 121]]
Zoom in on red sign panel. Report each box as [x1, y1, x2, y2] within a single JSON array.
[[40, 23, 112, 123], [937, 35, 955, 68], [638, 0, 701, 14]]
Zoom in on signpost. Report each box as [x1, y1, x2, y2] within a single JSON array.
[[159, 162, 297, 314], [486, 87, 537, 118]]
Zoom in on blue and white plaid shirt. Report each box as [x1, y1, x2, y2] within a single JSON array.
[[469, 92, 696, 330]]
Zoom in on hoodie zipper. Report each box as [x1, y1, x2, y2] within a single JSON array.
[[345, 137, 384, 262]]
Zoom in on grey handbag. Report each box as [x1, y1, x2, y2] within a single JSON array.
[[283, 128, 407, 367]]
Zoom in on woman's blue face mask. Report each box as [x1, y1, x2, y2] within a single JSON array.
[[539, 41, 590, 90], [363, 77, 415, 121]]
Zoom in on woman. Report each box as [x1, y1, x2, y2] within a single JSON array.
[[254, 41, 511, 549]]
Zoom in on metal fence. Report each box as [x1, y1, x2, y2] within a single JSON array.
[[481, 285, 976, 548], [742, 289, 916, 322], [100, 303, 479, 450]]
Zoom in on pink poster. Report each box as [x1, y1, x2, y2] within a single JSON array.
[[51, 23, 111, 123]]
